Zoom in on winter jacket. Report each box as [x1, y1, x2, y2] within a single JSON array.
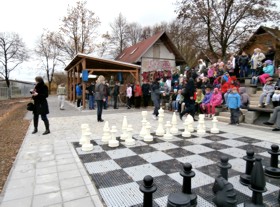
[[76, 85, 82, 96], [141, 83, 151, 96], [95, 83, 105, 100], [202, 92, 212, 104], [207, 68, 214, 78], [239, 87, 250, 106], [195, 93, 204, 104], [134, 84, 142, 97], [238, 55, 249, 66], [263, 64, 274, 77], [227, 93, 241, 109], [32, 82, 49, 115], [126, 86, 132, 98], [262, 84, 275, 94], [251, 52, 265, 70], [210, 92, 223, 106]]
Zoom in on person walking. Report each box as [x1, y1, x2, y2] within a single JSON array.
[[151, 78, 161, 119], [57, 83, 66, 110], [95, 75, 106, 122], [113, 81, 120, 109], [31, 76, 50, 135]]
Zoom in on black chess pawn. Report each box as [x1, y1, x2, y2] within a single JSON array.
[[240, 149, 256, 186], [218, 156, 232, 181], [244, 157, 267, 207], [180, 163, 197, 206], [139, 175, 157, 207], [264, 144, 280, 178]]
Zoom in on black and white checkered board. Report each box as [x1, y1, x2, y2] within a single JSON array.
[[73, 130, 280, 207]]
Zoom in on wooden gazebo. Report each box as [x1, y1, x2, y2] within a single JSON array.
[[64, 53, 141, 109]]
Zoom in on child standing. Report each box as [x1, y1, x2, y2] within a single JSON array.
[[227, 87, 241, 125]]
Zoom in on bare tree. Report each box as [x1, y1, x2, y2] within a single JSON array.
[[57, 1, 100, 62], [0, 32, 28, 98], [176, 0, 280, 59], [110, 13, 129, 57], [35, 31, 61, 93], [96, 32, 113, 58], [126, 22, 143, 45]]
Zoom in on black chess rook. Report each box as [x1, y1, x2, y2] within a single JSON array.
[[218, 156, 232, 181], [140, 175, 157, 207], [244, 157, 267, 207], [264, 144, 280, 178], [240, 149, 256, 186]]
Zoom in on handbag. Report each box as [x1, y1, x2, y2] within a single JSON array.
[[27, 102, 35, 111]]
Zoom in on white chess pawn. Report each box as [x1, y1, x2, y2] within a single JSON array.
[[170, 112, 179, 134], [144, 122, 153, 142], [210, 116, 219, 134], [163, 121, 173, 140], [121, 116, 128, 140], [186, 115, 194, 133], [197, 117, 206, 135], [101, 121, 111, 143], [182, 119, 191, 137], [125, 124, 136, 146], [108, 126, 119, 147], [156, 108, 165, 136], [140, 111, 148, 137], [81, 131, 94, 151], [79, 124, 90, 145]]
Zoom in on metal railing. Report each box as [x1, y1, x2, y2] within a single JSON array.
[[0, 86, 32, 99]]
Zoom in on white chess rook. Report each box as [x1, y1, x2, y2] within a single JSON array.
[[170, 112, 179, 134], [144, 122, 153, 142], [163, 121, 173, 140], [81, 131, 94, 151], [182, 119, 191, 137], [108, 126, 119, 147], [125, 124, 136, 146], [101, 121, 111, 143], [121, 116, 128, 140], [156, 108, 165, 136], [210, 116, 219, 134]]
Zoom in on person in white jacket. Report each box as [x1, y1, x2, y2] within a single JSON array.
[[126, 83, 132, 109]]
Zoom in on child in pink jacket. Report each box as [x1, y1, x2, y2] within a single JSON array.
[[208, 88, 223, 118]]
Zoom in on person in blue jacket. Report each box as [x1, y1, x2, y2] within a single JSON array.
[[76, 83, 82, 108], [227, 87, 241, 125]]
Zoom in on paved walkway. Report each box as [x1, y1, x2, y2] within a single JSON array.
[[0, 96, 279, 207]]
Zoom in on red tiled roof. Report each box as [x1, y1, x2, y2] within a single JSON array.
[[115, 32, 186, 66]]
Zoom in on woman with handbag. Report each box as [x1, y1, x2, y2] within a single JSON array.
[[31, 76, 50, 135]]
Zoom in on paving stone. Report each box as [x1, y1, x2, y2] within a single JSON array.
[[32, 192, 62, 207], [34, 181, 60, 195], [0, 197, 32, 207], [61, 186, 90, 202], [60, 177, 85, 190], [64, 196, 94, 207]]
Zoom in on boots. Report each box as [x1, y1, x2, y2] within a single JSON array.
[[43, 119, 50, 135], [272, 101, 278, 108], [32, 116, 38, 134]]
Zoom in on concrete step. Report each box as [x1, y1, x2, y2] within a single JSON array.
[[217, 116, 230, 123], [219, 112, 230, 117], [250, 100, 259, 105]]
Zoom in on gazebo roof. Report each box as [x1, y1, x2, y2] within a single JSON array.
[[64, 53, 141, 71]]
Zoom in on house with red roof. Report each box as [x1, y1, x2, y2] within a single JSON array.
[[115, 31, 186, 82]]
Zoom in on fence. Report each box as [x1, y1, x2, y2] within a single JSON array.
[[0, 85, 32, 99]]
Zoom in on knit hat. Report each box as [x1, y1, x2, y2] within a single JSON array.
[[266, 77, 273, 83]]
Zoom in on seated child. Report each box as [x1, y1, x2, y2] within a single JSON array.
[[172, 89, 183, 112], [200, 86, 213, 117], [258, 77, 275, 107], [239, 87, 250, 109], [272, 73, 280, 107], [208, 88, 223, 118], [195, 89, 204, 114]]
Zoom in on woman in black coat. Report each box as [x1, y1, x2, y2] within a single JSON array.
[[31, 76, 50, 135], [180, 78, 196, 120]]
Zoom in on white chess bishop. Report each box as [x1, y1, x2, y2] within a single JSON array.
[[170, 112, 179, 134], [125, 124, 136, 146], [101, 121, 111, 143], [120, 116, 128, 140]]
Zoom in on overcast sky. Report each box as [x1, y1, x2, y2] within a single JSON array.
[[0, 0, 178, 81]]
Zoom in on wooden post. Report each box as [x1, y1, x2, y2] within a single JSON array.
[[82, 59, 86, 110]]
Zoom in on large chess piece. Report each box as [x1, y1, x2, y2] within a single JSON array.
[[120, 116, 128, 140], [264, 144, 280, 178], [163, 121, 173, 140], [144, 122, 153, 142], [244, 157, 267, 207], [186, 115, 194, 133], [212, 176, 237, 207], [108, 126, 119, 147], [182, 118, 191, 138], [197, 115, 206, 135], [181, 163, 197, 205], [79, 123, 90, 145], [139, 175, 157, 207], [81, 131, 94, 151], [125, 124, 135, 146], [210, 116, 219, 134], [170, 112, 179, 134], [218, 156, 232, 181], [240, 149, 255, 186], [101, 121, 111, 143], [140, 111, 148, 137], [156, 108, 165, 136]]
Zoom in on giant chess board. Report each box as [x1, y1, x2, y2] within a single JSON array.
[[72, 130, 280, 207]]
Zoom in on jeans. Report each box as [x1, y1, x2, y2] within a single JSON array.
[[240, 65, 248, 77], [96, 100, 103, 120], [88, 95, 95, 109], [251, 69, 256, 77], [152, 98, 160, 116], [259, 92, 273, 105], [230, 108, 240, 124], [251, 76, 258, 85], [104, 97, 108, 109]]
